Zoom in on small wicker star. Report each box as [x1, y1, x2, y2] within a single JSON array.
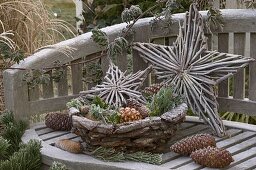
[[133, 4, 254, 137], [80, 62, 152, 108]]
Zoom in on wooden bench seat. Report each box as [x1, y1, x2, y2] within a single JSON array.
[[22, 116, 256, 170]]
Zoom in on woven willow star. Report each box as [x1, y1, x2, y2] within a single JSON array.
[[133, 4, 254, 137], [80, 62, 152, 108]]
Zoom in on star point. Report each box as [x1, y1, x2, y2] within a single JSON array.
[[133, 4, 254, 136]]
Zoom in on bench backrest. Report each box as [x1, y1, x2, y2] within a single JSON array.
[[3, 9, 256, 119]]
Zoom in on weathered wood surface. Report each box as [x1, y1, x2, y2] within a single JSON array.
[[22, 118, 256, 170], [3, 9, 256, 119]]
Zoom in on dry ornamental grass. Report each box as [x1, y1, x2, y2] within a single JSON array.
[[0, 0, 76, 111]]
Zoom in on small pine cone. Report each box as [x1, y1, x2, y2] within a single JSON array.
[[191, 146, 234, 168], [170, 134, 216, 155], [80, 105, 90, 115], [119, 107, 142, 122], [45, 111, 72, 131], [143, 83, 168, 95], [55, 139, 83, 154], [127, 98, 142, 108], [137, 105, 150, 118]]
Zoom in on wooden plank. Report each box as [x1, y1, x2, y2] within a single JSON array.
[[218, 33, 229, 97], [28, 85, 40, 101], [29, 95, 79, 114], [217, 131, 256, 149], [101, 56, 110, 76], [249, 33, 256, 101], [217, 97, 256, 116], [71, 59, 83, 94], [57, 68, 68, 96], [40, 131, 70, 141], [151, 38, 165, 45], [132, 25, 150, 87], [37, 128, 54, 136], [42, 71, 54, 99], [233, 33, 245, 99], [226, 0, 239, 9], [168, 36, 177, 46], [45, 133, 78, 145], [227, 136, 256, 154], [213, 0, 220, 9], [3, 71, 31, 119], [232, 156, 256, 170], [116, 52, 128, 72]]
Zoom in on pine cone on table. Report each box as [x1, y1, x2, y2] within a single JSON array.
[[55, 139, 83, 154], [45, 111, 72, 131], [170, 134, 216, 155], [191, 146, 234, 168]]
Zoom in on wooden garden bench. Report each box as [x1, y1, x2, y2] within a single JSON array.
[[4, 9, 256, 169]]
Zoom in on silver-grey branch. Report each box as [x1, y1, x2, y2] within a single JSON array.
[[80, 62, 152, 108]]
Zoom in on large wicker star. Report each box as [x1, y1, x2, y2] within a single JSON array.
[[133, 4, 254, 137], [80, 62, 152, 108]]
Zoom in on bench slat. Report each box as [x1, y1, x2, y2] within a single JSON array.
[[218, 33, 229, 98], [249, 33, 256, 101], [57, 68, 68, 96], [42, 71, 54, 99], [40, 131, 70, 141], [37, 128, 54, 136], [45, 132, 78, 145], [233, 33, 246, 99], [71, 59, 83, 94]]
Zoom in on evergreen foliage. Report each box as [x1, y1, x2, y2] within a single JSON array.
[[149, 87, 184, 116], [0, 137, 10, 160], [92, 146, 162, 164], [0, 140, 42, 170], [0, 111, 28, 154]]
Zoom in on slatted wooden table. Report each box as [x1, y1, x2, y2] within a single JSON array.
[[22, 117, 256, 170]]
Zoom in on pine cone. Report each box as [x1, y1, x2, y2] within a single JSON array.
[[137, 105, 150, 118], [127, 98, 142, 108], [55, 139, 83, 154], [170, 134, 216, 155], [143, 83, 168, 95], [80, 105, 90, 115], [191, 146, 234, 168], [45, 111, 72, 131], [119, 107, 142, 122], [127, 99, 149, 118]]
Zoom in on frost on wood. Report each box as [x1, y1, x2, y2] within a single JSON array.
[[133, 4, 254, 137], [80, 62, 152, 108]]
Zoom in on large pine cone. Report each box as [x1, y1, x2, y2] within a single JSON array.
[[55, 139, 83, 154], [170, 134, 216, 155], [45, 111, 72, 131], [119, 107, 142, 122], [191, 146, 234, 168]]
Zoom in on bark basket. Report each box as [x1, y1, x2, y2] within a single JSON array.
[[72, 103, 188, 152]]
